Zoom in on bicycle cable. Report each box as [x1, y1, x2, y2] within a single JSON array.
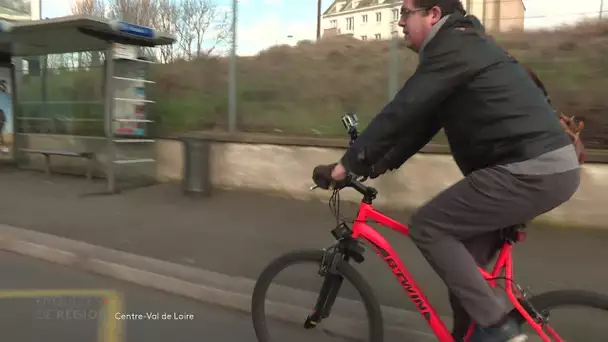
[[485, 276, 533, 296], [328, 188, 368, 224], [329, 188, 342, 226]]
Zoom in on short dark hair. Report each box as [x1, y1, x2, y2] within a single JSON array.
[[414, 0, 466, 16]]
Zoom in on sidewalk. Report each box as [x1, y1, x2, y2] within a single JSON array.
[[1, 167, 607, 321], [0, 250, 349, 342]]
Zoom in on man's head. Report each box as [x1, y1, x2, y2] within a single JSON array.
[[398, 0, 466, 52]]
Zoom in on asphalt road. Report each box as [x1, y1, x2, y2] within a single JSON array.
[[0, 170, 608, 340], [0, 251, 354, 342], [0, 250, 605, 342]]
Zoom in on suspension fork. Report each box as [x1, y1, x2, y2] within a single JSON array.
[[304, 249, 345, 328], [304, 224, 365, 329]]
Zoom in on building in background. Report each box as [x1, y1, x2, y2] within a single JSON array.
[[321, 0, 525, 40], [0, 0, 39, 21]]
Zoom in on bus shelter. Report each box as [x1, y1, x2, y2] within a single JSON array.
[[0, 15, 175, 193]]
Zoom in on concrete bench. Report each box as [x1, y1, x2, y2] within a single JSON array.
[[20, 148, 95, 180]]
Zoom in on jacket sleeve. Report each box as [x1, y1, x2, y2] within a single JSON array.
[[373, 114, 442, 173], [339, 31, 477, 177]]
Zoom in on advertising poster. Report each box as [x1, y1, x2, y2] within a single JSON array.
[[0, 66, 13, 159], [112, 44, 149, 137]]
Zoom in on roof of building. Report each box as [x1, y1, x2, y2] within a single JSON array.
[[323, 0, 401, 17], [323, 0, 526, 17]]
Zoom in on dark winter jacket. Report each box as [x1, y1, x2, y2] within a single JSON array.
[[340, 12, 572, 177]]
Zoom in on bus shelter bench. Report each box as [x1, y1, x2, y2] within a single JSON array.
[[20, 148, 95, 180]]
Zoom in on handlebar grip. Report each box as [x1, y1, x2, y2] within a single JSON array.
[[312, 163, 335, 189]]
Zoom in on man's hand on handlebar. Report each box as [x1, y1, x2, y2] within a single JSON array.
[[312, 113, 377, 191], [312, 162, 377, 200], [312, 162, 349, 190]]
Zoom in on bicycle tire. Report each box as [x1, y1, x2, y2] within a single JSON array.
[[251, 249, 384, 342], [508, 290, 608, 336]]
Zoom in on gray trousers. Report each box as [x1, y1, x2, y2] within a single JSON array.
[[409, 165, 580, 335]]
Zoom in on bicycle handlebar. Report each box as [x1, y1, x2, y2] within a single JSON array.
[[345, 175, 378, 200], [309, 113, 379, 201]]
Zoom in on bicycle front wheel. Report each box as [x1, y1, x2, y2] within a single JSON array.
[[251, 249, 384, 342], [510, 289, 608, 341]]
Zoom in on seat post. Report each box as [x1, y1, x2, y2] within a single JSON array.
[[501, 223, 527, 244]]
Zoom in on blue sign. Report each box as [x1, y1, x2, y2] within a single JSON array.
[[111, 21, 155, 38]]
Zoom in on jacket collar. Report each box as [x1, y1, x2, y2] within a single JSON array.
[[419, 14, 451, 59], [418, 13, 484, 59]]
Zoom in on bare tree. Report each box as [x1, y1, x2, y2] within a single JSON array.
[[107, 0, 158, 26], [71, 0, 107, 16], [193, 0, 230, 56], [46, 54, 69, 70], [71, 0, 108, 68], [106, 0, 162, 60], [175, 0, 231, 59], [153, 0, 180, 63], [175, 0, 195, 58], [68, 0, 229, 63]]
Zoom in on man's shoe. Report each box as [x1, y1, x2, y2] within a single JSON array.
[[470, 316, 528, 342]]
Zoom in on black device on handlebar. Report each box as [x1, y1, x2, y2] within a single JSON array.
[[311, 113, 377, 203], [341, 113, 359, 146], [337, 113, 377, 202]]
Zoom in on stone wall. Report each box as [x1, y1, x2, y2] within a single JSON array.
[[13, 133, 607, 229], [156, 139, 608, 229]]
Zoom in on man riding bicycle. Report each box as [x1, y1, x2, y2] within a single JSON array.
[[312, 0, 581, 341]]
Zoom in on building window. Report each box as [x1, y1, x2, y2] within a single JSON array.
[[330, 20, 337, 28], [375, 33, 381, 40], [376, 12, 381, 22], [346, 17, 354, 31], [361, 35, 367, 41], [392, 9, 399, 21], [362, 14, 368, 23]]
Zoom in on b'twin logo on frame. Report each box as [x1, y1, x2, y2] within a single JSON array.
[[372, 243, 432, 322]]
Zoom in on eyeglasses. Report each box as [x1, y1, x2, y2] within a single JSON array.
[[400, 7, 426, 19]]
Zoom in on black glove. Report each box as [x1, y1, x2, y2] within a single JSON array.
[[312, 163, 349, 190]]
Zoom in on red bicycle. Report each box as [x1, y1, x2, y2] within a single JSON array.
[[251, 113, 608, 342]]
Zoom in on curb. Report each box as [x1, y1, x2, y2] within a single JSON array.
[[0, 224, 443, 341]]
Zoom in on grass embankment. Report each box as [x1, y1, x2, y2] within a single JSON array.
[[19, 19, 608, 149]]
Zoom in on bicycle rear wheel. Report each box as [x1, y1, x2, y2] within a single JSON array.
[[509, 289, 608, 341], [251, 249, 384, 342]]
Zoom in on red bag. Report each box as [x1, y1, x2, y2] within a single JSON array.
[[558, 113, 586, 164]]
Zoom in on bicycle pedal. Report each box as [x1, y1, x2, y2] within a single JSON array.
[[304, 316, 319, 329]]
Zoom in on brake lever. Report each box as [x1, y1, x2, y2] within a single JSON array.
[[310, 185, 319, 191], [347, 172, 367, 183]]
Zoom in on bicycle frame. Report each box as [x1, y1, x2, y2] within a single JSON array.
[[350, 201, 562, 342]]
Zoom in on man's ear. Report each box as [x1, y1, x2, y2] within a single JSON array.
[[428, 6, 443, 23]]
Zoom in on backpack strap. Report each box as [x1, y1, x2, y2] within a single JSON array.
[[523, 67, 548, 98]]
